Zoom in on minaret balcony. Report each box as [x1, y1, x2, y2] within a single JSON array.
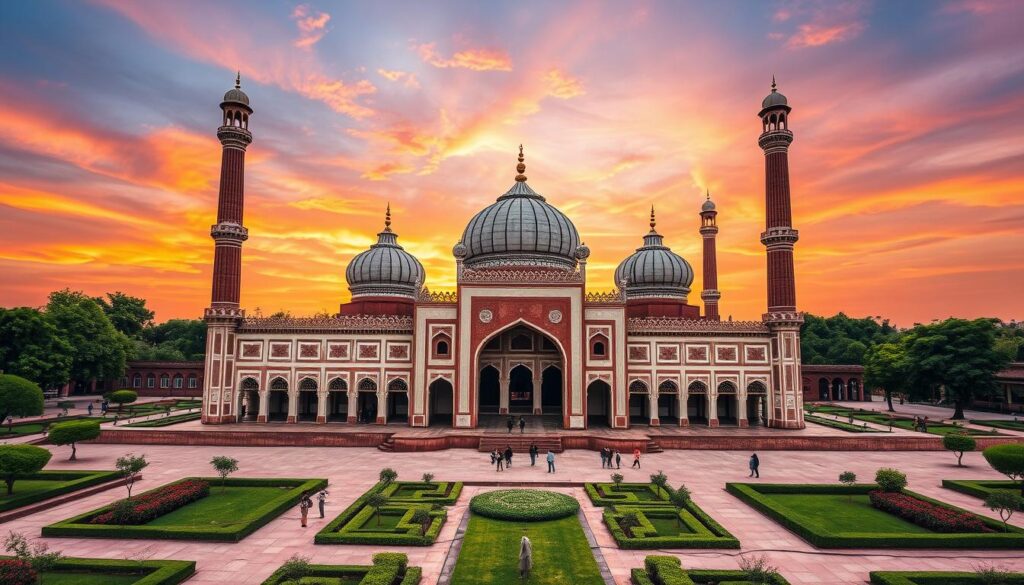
[[757, 130, 793, 151], [216, 125, 253, 149], [211, 222, 249, 242], [760, 227, 798, 248]]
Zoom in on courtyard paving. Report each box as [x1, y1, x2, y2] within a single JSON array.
[[5, 441, 1024, 584]]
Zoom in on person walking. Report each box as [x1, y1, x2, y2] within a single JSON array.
[[87, 403, 93, 416], [299, 493, 312, 527], [519, 416, 526, 434], [529, 443, 538, 466], [546, 450, 555, 473], [600, 447, 607, 469], [317, 489, 328, 519], [632, 448, 641, 469], [507, 416, 515, 434], [504, 445, 513, 468], [748, 453, 760, 478], [496, 450, 505, 472], [615, 449, 622, 469]]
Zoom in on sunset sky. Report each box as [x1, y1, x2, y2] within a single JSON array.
[[0, 0, 1022, 326]]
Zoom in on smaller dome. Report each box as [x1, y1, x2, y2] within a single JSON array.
[[222, 73, 251, 107], [615, 208, 694, 300], [761, 76, 787, 109], [701, 192, 716, 213], [575, 243, 591, 260], [346, 206, 424, 299], [452, 242, 468, 259]]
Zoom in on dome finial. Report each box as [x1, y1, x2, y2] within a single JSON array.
[[771, 74, 777, 93], [706, 189, 711, 200], [235, 71, 241, 89], [650, 206, 656, 231], [385, 203, 392, 230], [515, 144, 527, 182]]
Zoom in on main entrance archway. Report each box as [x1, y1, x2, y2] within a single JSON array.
[[475, 323, 565, 425], [586, 380, 612, 427]]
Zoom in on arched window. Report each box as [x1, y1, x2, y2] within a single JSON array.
[[388, 379, 408, 392], [659, 380, 678, 394], [484, 337, 500, 351], [629, 380, 648, 394], [510, 334, 532, 351], [717, 381, 737, 394], [747, 381, 768, 395], [328, 378, 347, 391], [187, 375, 198, 389], [173, 374, 183, 388], [687, 380, 708, 394], [591, 333, 609, 358], [241, 378, 259, 391], [593, 341, 606, 356], [299, 378, 317, 391], [146, 374, 155, 388], [160, 374, 170, 388], [270, 377, 288, 391], [358, 378, 377, 392], [132, 374, 142, 388]]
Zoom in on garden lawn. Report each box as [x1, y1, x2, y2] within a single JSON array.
[[41, 572, 140, 585], [870, 571, 1024, 584], [942, 479, 1024, 509], [766, 494, 930, 534], [0, 416, 106, 437], [0, 470, 121, 513], [145, 485, 287, 529], [450, 514, 603, 585], [26, 558, 196, 585], [804, 414, 880, 433], [970, 419, 1024, 431]]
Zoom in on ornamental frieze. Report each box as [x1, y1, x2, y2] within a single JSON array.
[[239, 314, 414, 333], [627, 317, 770, 335], [460, 267, 583, 283]]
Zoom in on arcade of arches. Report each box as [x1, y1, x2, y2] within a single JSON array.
[[801, 365, 868, 403], [475, 326, 564, 420], [236, 375, 410, 424]]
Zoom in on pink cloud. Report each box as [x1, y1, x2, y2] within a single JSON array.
[[544, 69, 585, 99], [292, 4, 331, 49], [415, 42, 513, 71]]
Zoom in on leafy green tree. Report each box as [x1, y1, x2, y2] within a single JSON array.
[[379, 468, 398, 485], [107, 390, 137, 413], [0, 445, 52, 495], [0, 375, 45, 427], [115, 453, 148, 500], [902, 318, 1009, 419], [874, 468, 907, 492], [669, 483, 691, 528], [864, 342, 908, 412], [210, 456, 239, 491], [366, 492, 388, 526], [650, 470, 668, 499], [618, 512, 640, 537], [943, 433, 976, 467], [421, 472, 434, 484], [800, 313, 898, 365], [95, 292, 154, 338], [45, 290, 131, 385], [985, 491, 1022, 533], [0, 308, 72, 389], [48, 420, 101, 461], [839, 471, 857, 502], [611, 472, 624, 486], [138, 319, 207, 361], [983, 444, 1024, 496]]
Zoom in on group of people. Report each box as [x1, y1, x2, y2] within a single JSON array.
[[599, 447, 622, 469], [489, 444, 557, 473], [506, 415, 527, 433], [912, 416, 930, 432], [298, 488, 329, 527]]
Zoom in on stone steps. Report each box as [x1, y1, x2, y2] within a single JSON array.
[[478, 435, 563, 453]]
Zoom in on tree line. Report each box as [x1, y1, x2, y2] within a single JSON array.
[[0, 290, 205, 390]]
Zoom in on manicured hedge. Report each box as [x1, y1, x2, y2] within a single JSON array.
[[0, 470, 121, 513], [43, 477, 326, 542], [90, 479, 209, 525], [585, 482, 672, 507], [124, 412, 201, 428], [804, 414, 881, 433], [869, 571, 1024, 584], [380, 480, 463, 505], [943, 479, 1024, 509], [42, 557, 195, 585], [262, 552, 421, 585], [315, 481, 458, 545], [629, 555, 792, 585], [726, 483, 1024, 549], [469, 489, 579, 521], [603, 502, 739, 549]]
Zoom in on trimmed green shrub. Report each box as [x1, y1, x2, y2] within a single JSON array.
[[942, 479, 1024, 510], [0, 445, 52, 495], [586, 482, 672, 507], [37, 557, 195, 585], [869, 571, 1024, 584], [875, 468, 908, 493], [602, 501, 740, 549], [315, 481, 457, 546], [469, 489, 579, 521], [983, 444, 1024, 495], [107, 390, 138, 412], [0, 374, 45, 425], [379, 481, 463, 505], [985, 491, 1023, 532], [48, 420, 101, 461], [943, 433, 977, 467], [0, 470, 121, 513]]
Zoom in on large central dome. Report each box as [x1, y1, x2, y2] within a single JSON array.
[[457, 147, 581, 270]]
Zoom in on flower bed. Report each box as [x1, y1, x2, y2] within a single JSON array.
[[869, 490, 990, 533], [90, 479, 209, 525], [469, 489, 578, 521]]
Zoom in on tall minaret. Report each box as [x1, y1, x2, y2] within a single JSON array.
[[758, 77, 804, 429], [699, 191, 720, 320], [203, 74, 253, 425]]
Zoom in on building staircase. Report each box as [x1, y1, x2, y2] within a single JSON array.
[[377, 436, 395, 452], [478, 435, 563, 454], [645, 439, 664, 454]]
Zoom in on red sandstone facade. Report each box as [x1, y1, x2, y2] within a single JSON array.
[[201, 78, 806, 431]]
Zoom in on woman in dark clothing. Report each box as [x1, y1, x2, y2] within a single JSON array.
[[748, 453, 760, 478], [504, 445, 513, 467]]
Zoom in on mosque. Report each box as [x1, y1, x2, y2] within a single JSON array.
[[200, 76, 806, 430]]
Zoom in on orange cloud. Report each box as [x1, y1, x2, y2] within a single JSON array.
[[786, 22, 866, 48], [544, 69, 585, 99], [292, 4, 331, 49], [415, 42, 513, 71], [377, 69, 421, 89]]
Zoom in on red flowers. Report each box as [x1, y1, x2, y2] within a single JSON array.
[[91, 480, 210, 525], [869, 490, 991, 533], [0, 559, 37, 585]]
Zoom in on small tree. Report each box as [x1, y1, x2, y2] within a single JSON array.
[[943, 433, 977, 467], [839, 471, 857, 502], [107, 390, 138, 413], [115, 453, 148, 500], [410, 508, 431, 536], [379, 467, 398, 486], [738, 554, 780, 585], [210, 456, 239, 491], [619, 512, 640, 537], [0, 445, 51, 495], [421, 472, 434, 484], [650, 470, 668, 499], [611, 473, 624, 486], [669, 483, 691, 528], [874, 468, 907, 493], [983, 444, 1024, 496], [4, 531, 63, 573], [366, 492, 388, 527], [48, 420, 101, 461], [278, 554, 312, 582], [985, 491, 1023, 533], [0, 375, 45, 428]]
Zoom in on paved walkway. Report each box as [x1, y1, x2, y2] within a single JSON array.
[[6, 442, 1024, 584]]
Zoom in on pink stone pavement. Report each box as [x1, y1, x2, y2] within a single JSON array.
[[7, 442, 1024, 584]]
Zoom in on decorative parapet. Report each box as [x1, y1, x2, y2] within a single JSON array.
[[204, 307, 245, 322], [627, 317, 770, 336], [417, 288, 458, 304], [460, 267, 583, 284], [584, 289, 624, 304], [239, 314, 414, 334]]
